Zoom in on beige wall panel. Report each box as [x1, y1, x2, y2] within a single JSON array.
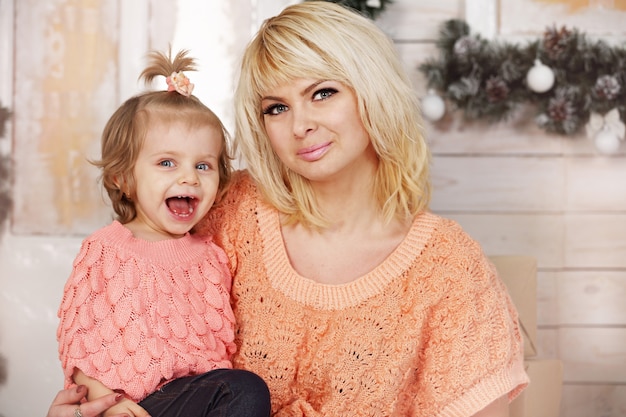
[[558, 327, 626, 383], [561, 133, 626, 156], [440, 213, 565, 268], [537, 270, 559, 327], [428, 121, 621, 156], [565, 214, 626, 268], [535, 327, 560, 360], [427, 114, 625, 156], [430, 156, 566, 212], [394, 43, 437, 96], [12, 0, 117, 235], [500, 0, 626, 37], [377, 0, 463, 41], [561, 384, 626, 417], [429, 120, 567, 155], [538, 270, 626, 326], [566, 157, 626, 211]]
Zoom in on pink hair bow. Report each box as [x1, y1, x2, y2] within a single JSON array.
[[166, 71, 194, 97]]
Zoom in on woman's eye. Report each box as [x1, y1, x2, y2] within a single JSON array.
[[159, 160, 174, 167], [313, 88, 337, 101], [263, 103, 288, 115], [196, 163, 211, 171]]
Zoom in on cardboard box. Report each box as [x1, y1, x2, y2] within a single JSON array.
[[489, 255, 538, 357], [510, 359, 563, 417]]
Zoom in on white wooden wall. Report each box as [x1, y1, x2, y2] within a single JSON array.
[[0, 0, 624, 416], [386, 1, 626, 417]]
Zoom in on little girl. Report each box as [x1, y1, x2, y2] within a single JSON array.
[[56, 49, 270, 417]]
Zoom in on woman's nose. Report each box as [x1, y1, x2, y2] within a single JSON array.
[[292, 107, 316, 139]]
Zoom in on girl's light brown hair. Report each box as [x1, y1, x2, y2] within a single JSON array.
[[92, 49, 232, 223]]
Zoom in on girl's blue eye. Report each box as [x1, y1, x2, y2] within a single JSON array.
[[263, 103, 288, 116], [160, 160, 174, 167], [196, 163, 210, 171]]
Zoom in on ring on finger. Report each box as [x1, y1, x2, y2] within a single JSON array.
[[74, 407, 83, 417]]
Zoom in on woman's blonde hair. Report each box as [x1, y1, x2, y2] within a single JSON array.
[[234, 1, 431, 229], [92, 49, 232, 223]]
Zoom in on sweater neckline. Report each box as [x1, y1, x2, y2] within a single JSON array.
[[97, 221, 207, 266], [256, 201, 440, 310]]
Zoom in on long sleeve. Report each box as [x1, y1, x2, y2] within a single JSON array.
[[57, 222, 236, 402]]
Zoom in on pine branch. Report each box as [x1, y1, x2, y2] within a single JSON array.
[[420, 19, 626, 136]]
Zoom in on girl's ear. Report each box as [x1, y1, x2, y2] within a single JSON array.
[[113, 175, 127, 196]]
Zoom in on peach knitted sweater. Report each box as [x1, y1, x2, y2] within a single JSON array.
[[203, 171, 529, 417], [57, 221, 236, 401]]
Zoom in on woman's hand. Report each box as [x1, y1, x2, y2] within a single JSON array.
[[46, 385, 127, 417]]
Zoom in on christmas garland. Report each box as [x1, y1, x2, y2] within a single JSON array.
[[310, 0, 393, 19], [419, 20, 626, 152]]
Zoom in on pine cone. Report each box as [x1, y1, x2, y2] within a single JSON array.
[[543, 25, 573, 60], [593, 75, 621, 100], [542, 87, 582, 134], [486, 76, 510, 103], [548, 97, 574, 122]]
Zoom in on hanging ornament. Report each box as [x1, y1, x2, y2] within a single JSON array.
[[421, 89, 446, 121], [526, 59, 555, 93], [585, 108, 625, 155], [593, 129, 622, 155]]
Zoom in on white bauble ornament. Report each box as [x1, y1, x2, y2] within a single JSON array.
[[526, 59, 555, 93], [421, 90, 446, 121], [594, 129, 622, 155]]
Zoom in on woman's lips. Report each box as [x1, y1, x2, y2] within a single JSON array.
[[297, 142, 331, 162]]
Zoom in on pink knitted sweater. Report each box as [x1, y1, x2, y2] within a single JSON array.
[[57, 221, 236, 402], [202, 171, 529, 417]]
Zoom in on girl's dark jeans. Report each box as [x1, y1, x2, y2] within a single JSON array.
[[139, 369, 271, 417]]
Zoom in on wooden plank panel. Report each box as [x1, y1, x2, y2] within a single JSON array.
[[427, 116, 569, 155], [430, 156, 566, 212], [377, 0, 463, 41], [561, 384, 626, 417], [535, 327, 559, 359], [424, 110, 626, 156], [439, 213, 565, 268], [500, 0, 626, 37], [566, 157, 626, 211], [394, 42, 437, 96], [437, 213, 626, 269], [12, 0, 117, 235], [537, 270, 559, 327], [538, 271, 626, 326], [558, 327, 626, 384], [565, 214, 626, 268]]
